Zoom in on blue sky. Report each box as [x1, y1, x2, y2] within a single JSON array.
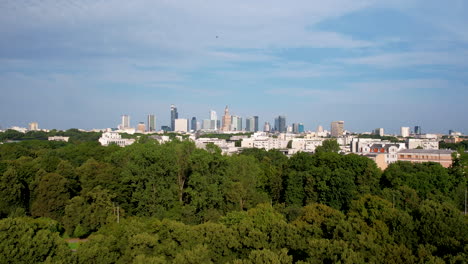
[[0, 0, 467, 134]]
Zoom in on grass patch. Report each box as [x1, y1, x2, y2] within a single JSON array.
[[68, 242, 80, 250]]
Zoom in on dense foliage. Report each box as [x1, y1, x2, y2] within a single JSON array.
[[0, 135, 467, 263]]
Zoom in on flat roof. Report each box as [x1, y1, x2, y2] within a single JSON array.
[[398, 149, 454, 154]]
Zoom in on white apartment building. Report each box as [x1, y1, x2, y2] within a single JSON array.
[[174, 119, 188, 133], [195, 138, 237, 155], [400, 127, 410, 138], [241, 136, 288, 151], [290, 138, 324, 153], [98, 132, 135, 147], [48, 136, 69, 142], [407, 138, 439, 150]]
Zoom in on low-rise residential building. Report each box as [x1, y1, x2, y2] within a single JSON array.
[[397, 149, 455, 168], [195, 138, 237, 155], [407, 138, 439, 150], [48, 136, 69, 142], [98, 132, 135, 147], [241, 134, 288, 150], [290, 138, 324, 153]]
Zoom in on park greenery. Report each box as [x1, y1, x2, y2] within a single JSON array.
[[0, 130, 467, 263]]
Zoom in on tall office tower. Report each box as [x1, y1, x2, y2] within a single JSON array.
[[221, 106, 231, 131], [137, 122, 146, 133], [170, 104, 178, 131], [264, 122, 271, 132], [414, 126, 422, 135], [209, 110, 217, 130], [191, 117, 197, 131], [277, 115, 286, 133], [147, 114, 156, 132], [121, 115, 130, 129], [298, 123, 304, 133], [28, 122, 39, 131], [231, 115, 241, 131], [245, 118, 251, 132], [253, 116, 259, 132], [202, 119, 212, 130], [331, 121, 344, 137], [317, 125, 324, 133], [292, 123, 299, 134], [373, 128, 384, 137], [274, 117, 279, 132], [174, 119, 188, 132], [401, 127, 410, 137]]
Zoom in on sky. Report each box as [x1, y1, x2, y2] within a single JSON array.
[[0, 0, 467, 134]]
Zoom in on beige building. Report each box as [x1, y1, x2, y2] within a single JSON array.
[[397, 149, 455, 168], [221, 106, 231, 132], [137, 122, 146, 133], [174, 119, 188, 133], [331, 121, 344, 137], [28, 122, 39, 131]]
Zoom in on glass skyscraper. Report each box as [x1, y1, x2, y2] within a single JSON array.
[[170, 104, 178, 131]]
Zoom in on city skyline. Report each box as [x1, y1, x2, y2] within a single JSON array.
[[1, 1, 467, 134]]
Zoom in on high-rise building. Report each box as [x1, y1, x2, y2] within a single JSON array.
[[147, 114, 156, 132], [121, 115, 130, 129], [253, 116, 259, 132], [414, 126, 422, 135], [400, 127, 410, 138], [298, 123, 304, 133], [374, 128, 384, 137], [264, 122, 271, 132], [245, 117, 255, 132], [174, 119, 188, 132], [317, 125, 324, 133], [28, 122, 39, 131], [277, 115, 286, 133], [137, 122, 146, 133], [231, 116, 242, 131], [292, 123, 299, 134], [191, 117, 197, 131], [331, 121, 344, 137], [209, 110, 217, 130], [170, 105, 178, 131], [221, 106, 231, 131]]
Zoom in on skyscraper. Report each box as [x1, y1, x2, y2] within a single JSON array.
[[264, 122, 271, 132], [221, 106, 231, 132], [191, 117, 197, 131], [277, 115, 286, 133], [331, 121, 344, 137], [298, 123, 304, 133], [253, 116, 259, 132], [210, 110, 217, 130], [147, 114, 156, 132], [121, 115, 130, 129], [245, 117, 255, 132], [170, 105, 178, 131], [401, 127, 410, 137], [231, 116, 242, 131], [414, 126, 422, 135]]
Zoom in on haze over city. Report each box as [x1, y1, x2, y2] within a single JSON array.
[[1, 0, 467, 133]]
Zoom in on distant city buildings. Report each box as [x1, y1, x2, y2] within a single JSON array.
[[174, 118, 188, 133], [170, 105, 178, 131], [191, 117, 197, 131], [264, 122, 271, 132], [28, 122, 39, 131], [397, 149, 454, 168], [400, 127, 410, 138], [253, 116, 259, 132], [121, 115, 130, 129], [221, 106, 231, 132], [414, 125, 422, 135], [274, 115, 286, 133], [147, 114, 156, 132], [373, 128, 384, 137], [331, 121, 344, 137], [137, 122, 146, 133], [231, 116, 242, 131]]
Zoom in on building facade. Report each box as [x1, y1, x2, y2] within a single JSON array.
[[174, 118, 188, 132], [171, 104, 178, 131], [397, 149, 454, 168], [331, 121, 344, 137], [147, 114, 156, 132]]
